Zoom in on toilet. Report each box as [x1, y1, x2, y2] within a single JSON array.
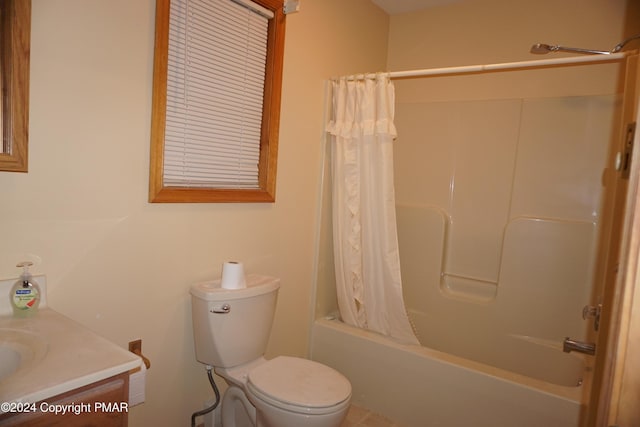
[[191, 275, 352, 427]]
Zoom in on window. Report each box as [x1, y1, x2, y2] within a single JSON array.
[[149, 0, 286, 202]]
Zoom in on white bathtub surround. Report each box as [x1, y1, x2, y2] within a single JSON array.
[[326, 74, 418, 345], [312, 318, 586, 427], [394, 94, 614, 309], [393, 94, 617, 375]]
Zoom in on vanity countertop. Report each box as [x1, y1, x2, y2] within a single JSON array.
[[0, 307, 141, 411]]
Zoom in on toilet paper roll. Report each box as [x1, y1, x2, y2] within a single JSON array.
[[221, 261, 246, 289], [129, 359, 146, 407]]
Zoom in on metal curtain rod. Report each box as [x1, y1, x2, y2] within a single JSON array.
[[334, 52, 628, 81]]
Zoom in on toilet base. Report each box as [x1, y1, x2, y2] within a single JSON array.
[[221, 385, 255, 427]]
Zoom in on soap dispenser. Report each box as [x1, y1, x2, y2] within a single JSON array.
[[10, 261, 41, 317]]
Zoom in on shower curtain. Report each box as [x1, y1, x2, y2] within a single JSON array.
[[326, 74, 419, 345]]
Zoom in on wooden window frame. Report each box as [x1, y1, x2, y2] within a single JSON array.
[[148, 0, 286, 202]]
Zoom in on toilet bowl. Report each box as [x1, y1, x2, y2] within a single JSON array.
[[190, 275, 352, 427], [218, 356, 351, 427]]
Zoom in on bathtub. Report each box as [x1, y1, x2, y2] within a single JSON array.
[[310, 317, 589, 427]]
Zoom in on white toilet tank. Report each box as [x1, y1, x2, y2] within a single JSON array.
[[191, 275, 280, 368]]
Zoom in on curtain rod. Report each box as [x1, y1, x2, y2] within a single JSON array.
[[334, 52, 628, 81]]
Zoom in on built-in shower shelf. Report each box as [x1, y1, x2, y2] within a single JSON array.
[[440, 273, 498, 303]]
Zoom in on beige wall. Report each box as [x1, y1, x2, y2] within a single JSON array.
[[387, 0, 628, 69], [388, 0, 629, 103], [0, 0, 388, 425]]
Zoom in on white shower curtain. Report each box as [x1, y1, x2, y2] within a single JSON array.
[[326, 74, 419, 345]]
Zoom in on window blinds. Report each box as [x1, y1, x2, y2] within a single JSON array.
[[164, 0, 270, 188]]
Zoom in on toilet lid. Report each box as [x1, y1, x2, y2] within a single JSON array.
[[247, 356, 351, 410]]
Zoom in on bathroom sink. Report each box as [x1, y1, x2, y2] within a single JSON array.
[[0, 346, 21, 381], [0, 328, 48, 382], [0, 278, 142, 408]]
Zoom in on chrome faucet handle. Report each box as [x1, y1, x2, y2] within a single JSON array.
[[563, 337, 596, 356]]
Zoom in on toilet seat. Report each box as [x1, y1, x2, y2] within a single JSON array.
[[246, 356, 351, 415]]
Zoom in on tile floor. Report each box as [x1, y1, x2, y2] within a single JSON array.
[[341, 405, 405, 427]]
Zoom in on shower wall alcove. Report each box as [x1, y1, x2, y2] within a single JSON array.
[[395, 92, 618, 370], [312, 57, 625, 387]]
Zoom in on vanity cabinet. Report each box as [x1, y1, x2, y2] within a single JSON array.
[[0, 372, 129, 426]]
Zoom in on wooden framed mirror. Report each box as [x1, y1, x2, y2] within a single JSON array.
[[0, 0, 30, 172]]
